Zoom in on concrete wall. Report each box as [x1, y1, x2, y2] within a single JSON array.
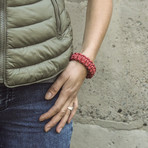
[[65, 0, 148, 148]]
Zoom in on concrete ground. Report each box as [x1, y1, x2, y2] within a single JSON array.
[[65, 0, 148, 147], [70, 123, 148, 148]]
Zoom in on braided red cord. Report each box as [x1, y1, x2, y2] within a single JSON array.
[[69, 52, 96, 78]]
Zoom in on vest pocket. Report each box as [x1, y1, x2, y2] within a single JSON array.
[[51, 0, 62, 38]]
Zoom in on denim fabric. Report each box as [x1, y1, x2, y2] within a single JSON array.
[[0, 82, 73, 148]]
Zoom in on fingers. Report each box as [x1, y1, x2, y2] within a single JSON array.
[[45, 72, 69, 100], [39, 89, 72, 121], [46, 109, 71, 133], [67, 96, 78, 124], [43, 97, 72, 132], [40, 78, 77, 121], [44, 97, 78, 133], [57, 110, 71, 133], [56, 101, 74, 133]]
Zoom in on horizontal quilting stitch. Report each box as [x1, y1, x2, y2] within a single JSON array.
[[7, 0, 42, 7], [7, 31, 71, 56], [6, 40, 72, 69], [6, 31, 72, 70], [5, 60, 65, 84], [8, 16, 53, 29], [7, 35, 56, 50], [7, 23, 71, 49], [6, 44, 72, 69], [7, 0, 53, 28], [7, 20, 56, 48], [7, 14, 52, 29]]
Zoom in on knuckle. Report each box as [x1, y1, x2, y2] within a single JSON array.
[[53, 104, 61, 112], [59, 109, 66, 117], [60, 90, 70, 98], [50, 86, 58, 94], [64, 88, 73, 95], [60, 87, 74, 97], [49, 120, 56, 126]]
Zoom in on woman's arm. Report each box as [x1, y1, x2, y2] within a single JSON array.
[[81, 0, 113, 62], [39, 0, 113, 133]]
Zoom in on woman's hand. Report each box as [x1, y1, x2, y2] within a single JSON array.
[[39, 60, 87, 133]]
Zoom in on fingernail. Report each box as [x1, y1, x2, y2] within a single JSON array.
[[39, 115, 45, 121], [39, 117, 43, 121], [45, 92, 52, 100], [45, 127, 51, 132], [58, 128, 62, 133]]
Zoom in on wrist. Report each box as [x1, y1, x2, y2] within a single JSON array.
[[69, 52, 96, 79], [80, 50, 95, 62], [70, 60, 88, 77]]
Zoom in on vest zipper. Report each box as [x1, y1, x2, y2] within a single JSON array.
[[0, 0, 6, 83], [51, 0, 62, 39]]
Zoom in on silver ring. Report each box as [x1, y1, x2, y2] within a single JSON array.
[[68, 106, 73, 111]]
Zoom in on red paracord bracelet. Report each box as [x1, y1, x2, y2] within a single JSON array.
[[69, 52, 96, 78]]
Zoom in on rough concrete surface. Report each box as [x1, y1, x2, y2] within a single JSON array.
[[71, 123, 148, 148], [65, 0, 148, 147]]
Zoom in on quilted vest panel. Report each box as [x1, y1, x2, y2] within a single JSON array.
[[0, 0, 73, 88]]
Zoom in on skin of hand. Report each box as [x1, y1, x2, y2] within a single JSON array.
[[39, 0, 113, 133], [39, 60, 87, 133]]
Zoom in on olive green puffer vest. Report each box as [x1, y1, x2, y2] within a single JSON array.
[[0, 0, 73, 88]]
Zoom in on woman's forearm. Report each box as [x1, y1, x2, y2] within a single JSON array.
[[81, 0, 113, 62]]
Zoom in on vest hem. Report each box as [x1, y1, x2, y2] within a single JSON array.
[[3, 67, 66, 88]]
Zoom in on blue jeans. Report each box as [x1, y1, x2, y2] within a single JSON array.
[[0, 82, 73, 148]]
